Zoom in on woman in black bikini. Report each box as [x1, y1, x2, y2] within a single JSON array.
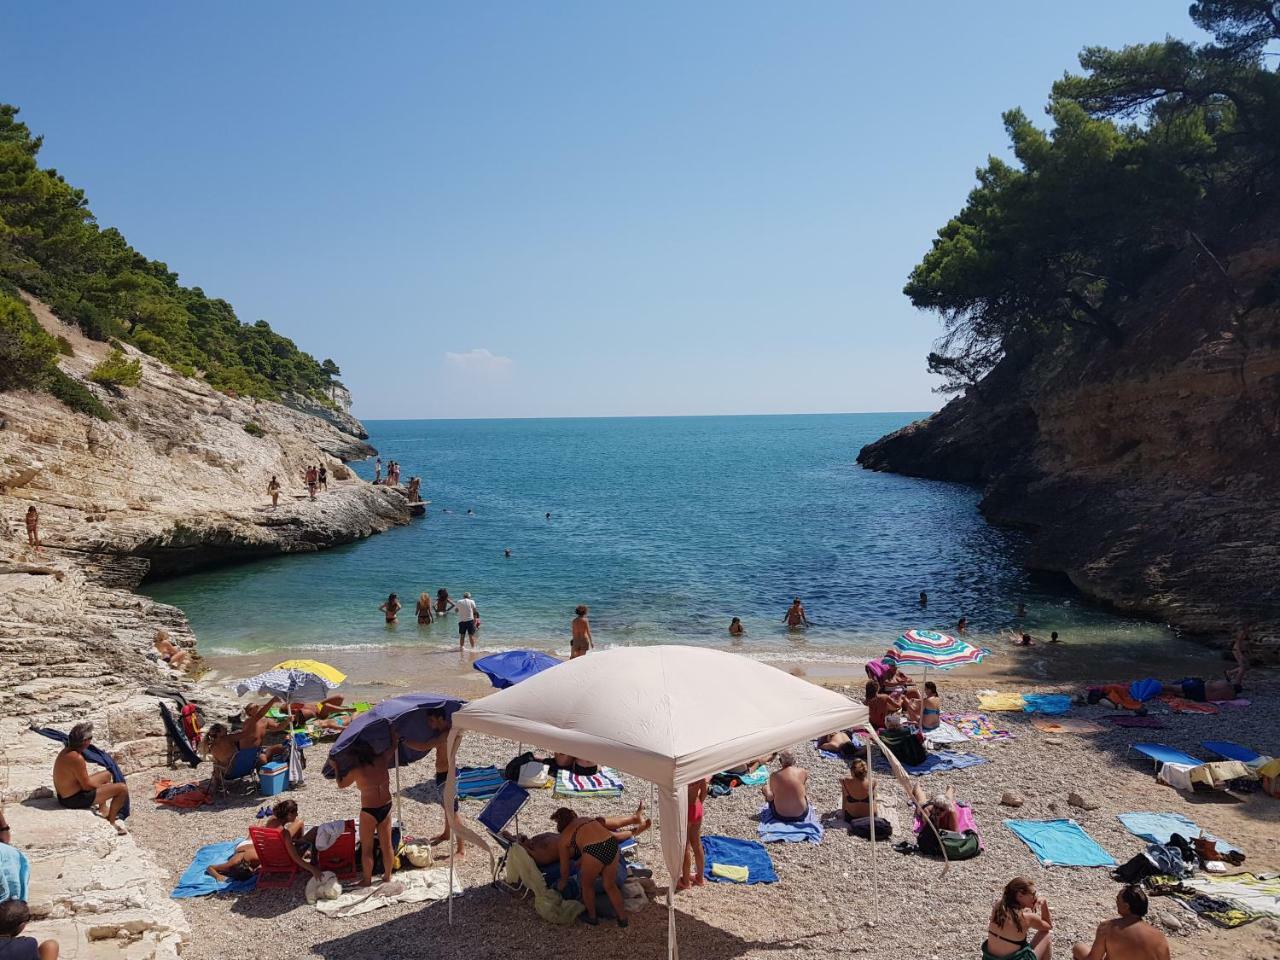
[[840, 758, 876, 821], [336, 738, 397, 886], [984, 876, 1053, 960], [551, 806, 629, 927]]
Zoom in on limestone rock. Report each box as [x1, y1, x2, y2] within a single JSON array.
[[999, 791, 1024, 807], [1068, 791, 1100, 811]]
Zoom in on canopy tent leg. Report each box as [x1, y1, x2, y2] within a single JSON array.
[[655, 783, 687, 960], [867, 733, 878, 923], [443, 729, 496, 925]]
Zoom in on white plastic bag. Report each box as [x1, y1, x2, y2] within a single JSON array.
[[517, 761, 550, 788]]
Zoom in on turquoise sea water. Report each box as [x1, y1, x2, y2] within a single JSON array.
[[144, 413, 1173, 662]]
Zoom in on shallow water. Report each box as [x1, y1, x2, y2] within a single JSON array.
[[145, 413, 1178, 667]]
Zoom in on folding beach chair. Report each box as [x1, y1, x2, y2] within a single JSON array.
[[476, 781, 530, 887], [249, 827, 301, 889], [316, 820, 358, 880], [159, 702, 201, 769], [212, 747, 260, 798], [1201, 741, 1262, 763], [1127, 743, 1202, 770]]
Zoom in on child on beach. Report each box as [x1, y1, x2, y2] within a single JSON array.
[[679, 777, 707, 889], [571, 605, 593, 658]]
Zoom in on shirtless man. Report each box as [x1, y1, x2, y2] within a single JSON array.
[[571, 605, 593, 658], [236, 698, 287, 765], [1228, 627, 1249, 687], [783, 598, 810, 630], [25, 505, 41, 550], [1072, 885, 1170, 960], [398, 709, 465, 856], [761, 751, 809, 821], [52, 722, 129, 835], [153, 630, 191, 670], [305, 465, 318, 501]]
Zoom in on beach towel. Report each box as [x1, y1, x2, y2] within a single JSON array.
[[885, 751, 987, 776], [455, 766, 505, 800], [977, 693, 1025, 712], [1210, 698, 1250, 709], [1129, 743, 1202, 767], [1202, 741, 1261, 763], [1181, 873, 1280, 919], [1161, 696, 1219, 715], [503, 843, 583, 925], [1128, 678, 1162, 702], [315, 868, 461, 917], [700, 835, 778, 884], [170, 841, 259, 898], [1003, 819, 1115, 867], [1145, 876, 1260, 928], [554, 767, 624, 798], [1104, 715, 1165, 729], [758, 805, 823, 845], [0, 842, 29, 901], [1116, 812, 1241, 855], [31, 727, 131, 820], [1031, 717, 1104, 735], [1022, 693, 1071, 716], [153, 778, 212, 809], [1091, 684, 1143, 711], [945, 713, 1013, 741], [738, 765, 769, 786], [923, 721, 968, 748], [708, 765, 769, 798], [814, 732, 863, 761]]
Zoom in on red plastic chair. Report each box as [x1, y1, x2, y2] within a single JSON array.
[[249, 827, 301, 889], [316, 820, 358, 880]]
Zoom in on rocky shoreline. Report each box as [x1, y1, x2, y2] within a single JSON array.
[[0, 293, 413, 958]]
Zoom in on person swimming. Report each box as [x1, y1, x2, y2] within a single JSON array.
[[729, 617, 744, 637], [783, 598, 810, 630]]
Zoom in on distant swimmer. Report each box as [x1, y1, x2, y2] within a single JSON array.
[[956, 616, 968, 635], [1016, 601, 1026, 618], [729, 617, 744, 637], [571, 605, 593, 659], [415, 592, 434, 624], [380, 592, 401, 624], [545, 512, 552, 521], [784, 598, 810, 631], [1050, 631, 1061, 644], [504, 548, 512, 558], [919, 591, 928, 608]]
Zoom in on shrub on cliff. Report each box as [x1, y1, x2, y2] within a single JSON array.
[[88, 347, 142, 388], [0, 291, 59, 390], [243, 421, 266, 438]]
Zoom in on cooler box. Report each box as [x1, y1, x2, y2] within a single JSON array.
[[258, 761, 288, 796]]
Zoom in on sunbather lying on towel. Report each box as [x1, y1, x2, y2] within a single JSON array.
[[816, 730, 863, 761], [1087, 685, 1145, 713], [984, 876, 1053, 960], [762, 751, 809, 822], [506, 801, 650, 867], [726, 753, 777, 776], [553, 754, 602, 776], [206, 799, 320, 881], [289, 697, 354, 721], [551, 807, 632, 928], [912, 782, 958, 833]]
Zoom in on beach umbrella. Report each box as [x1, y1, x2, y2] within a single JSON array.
[[272, 659, 347, 686], [231, 667, 341, 703], [885, 629, 987, 689], [472, 650, 560, 689]]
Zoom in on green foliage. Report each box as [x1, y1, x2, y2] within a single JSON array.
[[908, 6, 1280, 392], [88, 347, 142, 388], [47, 367, 113, 420], [243, 421, 266, 438], [0, 104, 343, 402], [55, 334, 73, 355], [0, 290, 59, 390]]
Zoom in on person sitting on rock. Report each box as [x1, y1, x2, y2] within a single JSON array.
[[0, 898, 59, 960], [152, 630, 191, 670], [51, 723, 129, 835], [205, 798, 320, 882]]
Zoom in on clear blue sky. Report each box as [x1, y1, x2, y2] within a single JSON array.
[[3, 2, 1204, 419]]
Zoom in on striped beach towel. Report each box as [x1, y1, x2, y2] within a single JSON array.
[[553, 767, 624, 798], [456, 766, 505, 800]]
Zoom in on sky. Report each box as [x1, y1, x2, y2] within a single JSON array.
[[3, 2, 1207, 419]]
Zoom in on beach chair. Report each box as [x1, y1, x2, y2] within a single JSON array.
[[1127, 743, 1202, 770], [249, 827, 301, 889], [159, 702, 201, 769], [476, 781, 530, 887], [1202, 741, 1262, 763], [212, 747, 260, 798], [315, 820, 358, 880]]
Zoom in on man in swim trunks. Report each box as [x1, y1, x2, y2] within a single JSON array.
[[783, 597, 810, 630], [51, 722, 129, 835], [235, 699, 288, 764], [571, 605, 593, 658], [305, 465, 318, 501], [267, 475, 281, 508], [761, 751, 809, 822], [1072, 884, 1169, 959], [454, 592, 478, 649]]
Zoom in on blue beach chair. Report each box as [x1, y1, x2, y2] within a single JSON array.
[[1127, 743, 1202, 770], [213, 747, 262, 798], [1201, 741, 1261, 763], [477, 781, 530, 887]]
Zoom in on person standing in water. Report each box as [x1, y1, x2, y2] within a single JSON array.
[[571, 605, 593, 658], [435, 589, 454, 616], [415, 592, 434, 625], [374, 458, 382, 484], [728, 617, 744, 637], [455, 592, 478, 649], [380, 593, 401, 624], [919, 591, 928, 607], [24, 506, 39, 550], [267, 475, 281, 508], [784, 598, 810, 630], [957, 616, 969, 635]]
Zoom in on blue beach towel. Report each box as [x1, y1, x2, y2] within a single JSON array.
[[1129, 679, 1162, 703], [904, 751, 987, 775], [456, 766, 505, 800], [170, 841, 259, 898], [1022, 694, 1071, 716], [0, 843, 30, 901], [758, 805, 823, 845], [1202, 741, 1262, 764], [1130, 743, 1201, 767], [1117, 812, 1241, 856], [1004, 819, 1115, 867], [700, 835, 778, 884]]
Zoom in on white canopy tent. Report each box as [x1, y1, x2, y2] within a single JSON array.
[[442, 645, 883, 959]]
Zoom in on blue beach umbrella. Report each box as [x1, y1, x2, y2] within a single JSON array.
[[324, 693, 466, 780], [473, 650, 560, 690]]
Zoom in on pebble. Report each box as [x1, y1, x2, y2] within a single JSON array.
[[999, 791, 1025, 807], [1161, 911, 1184, 931], [1068, 791, 1100, 811]]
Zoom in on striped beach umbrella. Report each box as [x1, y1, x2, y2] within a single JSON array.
[[886, 629, 986, 672], [230, 667, 342, 704]]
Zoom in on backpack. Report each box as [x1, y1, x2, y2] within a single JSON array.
[[847, 816, 893, 841], [504, 751, 536, 781], [880, 728, 927, 767], [918, 826, 980, 860]]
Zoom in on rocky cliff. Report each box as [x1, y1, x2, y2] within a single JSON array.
[[859, 234, 1280, 662], [0, 294, 412, 958]]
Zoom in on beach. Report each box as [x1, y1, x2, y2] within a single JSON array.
[[117, 656, 1280, 960]]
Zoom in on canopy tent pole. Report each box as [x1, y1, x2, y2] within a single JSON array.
[[867, 732, 878, 922], [394, 737, 403, 834]]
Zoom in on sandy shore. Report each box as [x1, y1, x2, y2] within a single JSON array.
[[122, 656, 1280, 960]]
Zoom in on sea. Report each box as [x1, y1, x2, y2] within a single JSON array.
[[143, 413, 1184, 685]]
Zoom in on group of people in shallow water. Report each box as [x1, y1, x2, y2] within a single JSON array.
[[379, 589, 482, 648]]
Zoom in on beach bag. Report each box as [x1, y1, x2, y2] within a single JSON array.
[[918, 826, 979, 860], [866, 659, 893, 683], [847, 816, 892, 841], [517, 761, 550, 788], [504, 751, 536, 781], [881, 728, 927, 767]]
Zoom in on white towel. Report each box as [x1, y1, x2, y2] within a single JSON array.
[[314, 820, 346, 852]]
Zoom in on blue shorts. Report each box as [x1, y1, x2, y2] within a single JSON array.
[[458, 619, 476, 637]]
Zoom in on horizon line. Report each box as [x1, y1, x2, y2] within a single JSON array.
[[355, 408, 939, 424]]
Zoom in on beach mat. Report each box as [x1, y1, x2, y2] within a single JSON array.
[[1023, 693, 1071, 716], [1160, 696, 1218, 715], [944, 713, 1013, 741], [976, 693, 1025, 712], [1116, 811, 1241, 855], [171, 841, 258, 898], [889, 751, 986, 776], [700, 835, 777, 884], [1032, 717, 1104, 735], [554, 767, 624, 798], [455, 766, 505, 800], [1003, 819, 1115, 867], [1202, 740, 1261, 763], [758, 805, 823, 845]]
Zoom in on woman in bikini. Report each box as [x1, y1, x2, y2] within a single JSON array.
[[679, 778, 708, 889], [908, 681, 942, 731], [434, 588, 454, 616], [840, 758, 876, 822], [379, 593, 401, 624], [415, 592, 434, 624], [337, 737, 397, 886], [552, 806, 630, 927], [984, 876, 1053, 960]]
